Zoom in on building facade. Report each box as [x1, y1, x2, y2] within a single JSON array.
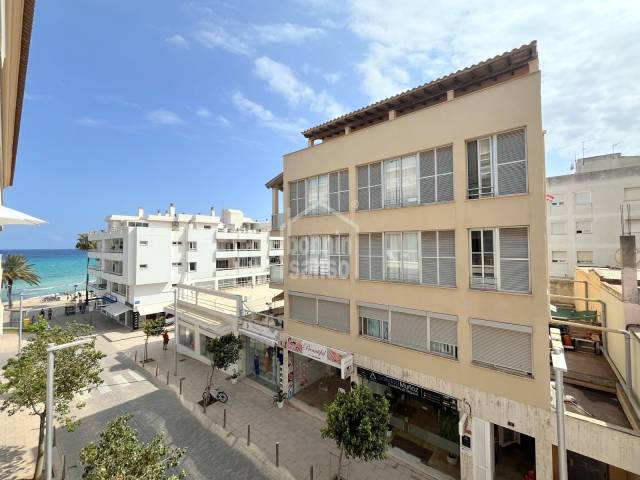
[[270, 42, 640, 480], [87, 204, 282, 329], [547, 153, 640, 278]]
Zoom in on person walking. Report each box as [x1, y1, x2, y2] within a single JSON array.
[[162, 330, 170, 350]]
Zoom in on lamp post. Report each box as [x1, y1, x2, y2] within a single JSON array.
[[18, 293, 23, 353], [550, 327, 568, 480], [173, 287, 178, 376], [45, 336, 95, 480]]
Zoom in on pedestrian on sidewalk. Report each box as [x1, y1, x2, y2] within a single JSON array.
[[162, 330, 170, 350]]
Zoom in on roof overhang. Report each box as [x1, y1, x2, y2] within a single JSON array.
[[265, 172, 283, 191], [302, 41, 537, 142]]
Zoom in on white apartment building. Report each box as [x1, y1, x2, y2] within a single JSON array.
[[88, 204, 283, 329], [547, 153, 640, 278]]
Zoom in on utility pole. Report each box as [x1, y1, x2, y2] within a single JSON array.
[[18, 293, 23, 353], [173, 287, 179, 376]]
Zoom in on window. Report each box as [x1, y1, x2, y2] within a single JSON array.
[[139, 240, 148, 246], [188, 241, 197, 251], [189, 262, 197, 272], [172, 262, 182, 267], [239, 257, 261, 268], [575, 220, 592, 234], [204, 225, 212, 230], [574, 191, 591, 206], [471, 318, 532, 377], [467, 128, 527, 199], [470, 227, 530, 293], [216, 259, 229, 269], [358, 233, 383, 280], [550, 222, 565, 235], [420, 230, 456, 287], [577, 251, 593, 265], [289, 235, 349, 279], [551, 251, 567, 263], [384, 232, 419, 283], [289, 170, 349, 217], [419, 146, 454, 204], [139, 264, 148, 269], [289, 292, 350, 333], [178, 324, 195, 351], [271, 240, 282, 249], [357, 162, 382, 210], [358, 303, 458, 358], [172, 241, 182, 245], [624, 187, 640, 202]]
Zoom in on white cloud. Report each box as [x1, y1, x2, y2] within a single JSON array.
[[211, 115, 231, 127], [344, 0, 640, 173], [231, 91, 305, 135], [146, 109, 185, 125], [254, 56, 345, 119], [252, 23, 323, 43], [195, 107, 211, 117], [76, 116, 106, 127], [323, 72, 342, 84], [192, 23, 251, 55], [165, 34, 190, 49]]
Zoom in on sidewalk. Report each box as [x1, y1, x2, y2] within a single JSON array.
[[126, 340, 426, 480]]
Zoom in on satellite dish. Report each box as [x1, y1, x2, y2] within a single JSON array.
[[613, 248, 640, 267]]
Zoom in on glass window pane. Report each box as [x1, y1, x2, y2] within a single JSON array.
[[402, 232, 419, 282], [307, 177, 318, 215], [401, 155, 418, 205], [384, 159, 401, 207], [318, 175, 329, 214], [385, 233, 402, 280], [483, 230, 494, 252], [368, 318, 381, 338]]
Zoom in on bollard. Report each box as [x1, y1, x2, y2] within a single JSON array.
[[62, 454, 66, 480], [203, 400, 207, 414], [223, 408, 227, 429], [247, 424, 251, 446], [166, 371, 169, 385], [134, 350, 137, 363], [179, 377, 184, 395], [310, 465, 313, 480], [53, 426, 56, 447], [276, 442, 280, 467], [155, 364, 159, 377]]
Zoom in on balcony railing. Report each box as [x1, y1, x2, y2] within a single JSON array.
[[272, 213, 284, 230], [89, 283, 107, 291], [270, 264, 284, 284], [467, 186, 495, 200], [470, 275, 497, 290], [241, 309, 283, 329], [88, 264, 102, 271]]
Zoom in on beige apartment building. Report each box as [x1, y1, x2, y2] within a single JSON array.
[[267, 41, 640, 480]]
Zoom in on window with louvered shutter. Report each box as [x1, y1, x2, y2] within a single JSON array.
[[421, 231, 438, 285], [329, 172, 340, 213], [358, 234, 370, 280], [339, 169, 349, 212], [318, 298, 350, 332], [298, 236, 308, 275], [496, 128, 527, 196], [438, 230, 456, 287], [419, 150, 436, 204], [297, 180, 306, 216], [429, 313, 458, 358], [390, 309, 428, 352], [498, 227, 529, 293], [370, 233, 383, 280], [339, 235, 349, 278], [471, 319, 533, 376], [289, 237, 299, 276], [436, 146, 454, 201], [289, 182, 298, 218], [357, 165, 369, 211], [370, 162, 383, 209], [358, 304, 389, 340], [289, 293, 317, 324]]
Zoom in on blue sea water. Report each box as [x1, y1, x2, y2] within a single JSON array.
[[0, 249, 94, 300]]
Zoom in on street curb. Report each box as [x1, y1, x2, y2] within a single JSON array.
[[124, 352, 296, 480]]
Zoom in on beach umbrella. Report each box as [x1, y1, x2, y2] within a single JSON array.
[[0, 205, 46, 225]]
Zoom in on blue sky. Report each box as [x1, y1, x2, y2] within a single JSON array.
[[2, 0, 639, 248]]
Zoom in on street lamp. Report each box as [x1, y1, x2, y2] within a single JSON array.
[[45, 336, 95, 480], [550, 327, 568, 480], [18, 293, 23, 353], [173, 287, 179, 376]]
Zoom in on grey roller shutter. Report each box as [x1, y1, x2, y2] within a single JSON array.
[[421, 231, 438, 285], [471, 319, 532, 376], [318, 298, 350, 333], [430, 314, 458, 348], [370, 162, 383, 209], [436, 146, 454, 202], [499, 227, 529, 293], [357, 166, 369, 211], [289, 294, 317, 324], [339, 170, 349, 212], [390, 309, 428, 352], [370, 233, 383, 280], [358, 234, 370, 280], [289, 182, 298, 218], [329, 172, 340, 213], [438, 230, 456, 287], [359, 305, 388, 322], [496, 128, 527, 196], [467, 140, 479, 199], [419, 150, 436, 204]]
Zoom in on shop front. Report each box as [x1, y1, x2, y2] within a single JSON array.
[[238, 319, 282, 391], [283, 335, 353, 411], [357, 367, 461, 480]]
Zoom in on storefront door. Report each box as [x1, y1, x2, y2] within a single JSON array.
[[245, 337, 279, 390]]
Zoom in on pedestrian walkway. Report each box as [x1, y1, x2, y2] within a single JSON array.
[[129, 340, 427, 480]]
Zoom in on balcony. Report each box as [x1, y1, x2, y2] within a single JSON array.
[[241, 309, 283, 329], [88, 282, 107, 292], [270, 264, 284, 284], [88, 264, 102, 273], [271, 213, 284, 230]]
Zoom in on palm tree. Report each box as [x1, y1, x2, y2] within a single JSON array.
[[2, 255, 40, 308], [76, 233, 97, 305]]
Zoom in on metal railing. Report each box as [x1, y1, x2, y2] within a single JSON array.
[[272, 213, 284, 230], [89, 283, 107, 290], [467, 186, 495, 200], [469, 275, 497, 290], [270, 265, 284, 284]]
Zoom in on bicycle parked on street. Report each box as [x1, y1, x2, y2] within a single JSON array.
[[202, 384, 228, 404]]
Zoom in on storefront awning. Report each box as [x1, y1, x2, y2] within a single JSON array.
[[102, 302, 131, 317], [239, 327, 278, 347], [136, 302, 170, 317]]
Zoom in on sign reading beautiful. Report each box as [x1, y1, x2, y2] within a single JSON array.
[[284, 336, 353, 378]]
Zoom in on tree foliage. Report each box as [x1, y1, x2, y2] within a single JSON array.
[[75, 233, 97, 251], [321, 385, 390, 478], [1, 254, 40, 308], [143, 317, 166, 361], [203, 333, 242, 385], [80, 413, 186, 480], [0, 320, 105, 480]]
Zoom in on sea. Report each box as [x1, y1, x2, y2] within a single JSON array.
[[0, 249, 94, 301]]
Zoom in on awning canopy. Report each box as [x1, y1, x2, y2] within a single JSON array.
[[102, 302, 131, 317], [239, 327, 278, 346], [0, 205, 46, 225], [136, 303, 170, 317]]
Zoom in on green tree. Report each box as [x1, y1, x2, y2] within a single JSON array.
[[143, 317, 165, 362], [1, 254, 40, 308], [203, 332, 242, 387], [0, 320, 105, 480], [80, 413, 185, 480], [321, 385, 390, 479], [75, 233, 97, 305]]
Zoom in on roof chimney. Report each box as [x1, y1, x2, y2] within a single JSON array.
[[137, 207, 144, 218], [169, 203, 176, 216]]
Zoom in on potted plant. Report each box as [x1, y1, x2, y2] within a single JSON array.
[[274, 389, 286, 408], [231, 370, 239, 384]]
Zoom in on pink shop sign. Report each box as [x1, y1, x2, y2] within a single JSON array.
[[284, 336, 353, 379]]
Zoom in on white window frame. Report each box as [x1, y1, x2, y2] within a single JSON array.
[[551, 251, 567, 263], [293, 169, 349, 217], [574, 191, 591, 206], [576, 251, 594, 265], [469, 228, 498, 290], [188, 241, 197, 251], [383, 231, 419, 283], [575, 220, 592, 234], [550, 222, 565, 235]]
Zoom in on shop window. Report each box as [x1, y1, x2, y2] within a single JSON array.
[[178, 324, 195, 351]]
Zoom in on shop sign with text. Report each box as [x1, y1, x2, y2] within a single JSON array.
[[284, 335, 353, 378]]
